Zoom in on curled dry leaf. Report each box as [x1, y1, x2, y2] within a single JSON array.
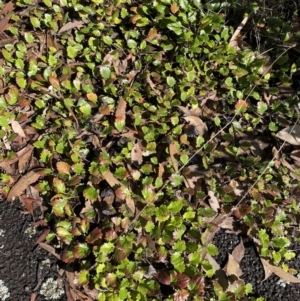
[[101, 170, 135, 213], [39, 242, 61, 260], [207, 190, 220, 212], [169, 142, 179, 172], [183, 116, 208, 136], [131, 139, 143, 165], [11, 120, 26, 138], [18, 144, 34, 172], [276, 125, 300, 145], [7, 169, 44, 201], [260, 258, 300, 283], [58, 20, 85, 34]]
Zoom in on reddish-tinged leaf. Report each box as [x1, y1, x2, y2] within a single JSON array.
[[7, 169, 43, 201], [73, 242, 90, 259], [39, 242, 61, 260], [233, 204, 251, 219], [61, 248, 76, 263], [190, 276, 205, 294], [86, 227, 102, 244], [86, 92, 97, 102], [58, 20, 84, 34], [174, 289, 189, 301], [174, 273, 190, 289], [156, 270, 171, 285], [57, 161, 71, 175], [235, 99, 248, 114], [11, 120, 26, 138]]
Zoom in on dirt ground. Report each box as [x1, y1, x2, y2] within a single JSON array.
[[0, 199, 67, 301]]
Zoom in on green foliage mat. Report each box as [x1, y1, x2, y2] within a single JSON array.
[[0, 0, 300, 300]]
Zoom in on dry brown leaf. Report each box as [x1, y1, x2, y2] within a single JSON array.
[[125, 196, 135, 213], [1, 2, 15, 15], [276, 125, 300, 145], [169, 142, 179, 172], [131, 139, 143, 165], [39, 242, 61, 260], [11, 120, 26, 138], [57, 161, 71, 175], [0, 13, 11, 34], [58, 20, 85, 34], [115, 97, 127, 123], [224, 253, 243, 277], [260, 258, 300, 283], [183, 116, 208, 136], [101, 170, 122, 188], [18, 144, 34, 172], [49, 75, 60, 89], [7, 169, 44, 201], [206, 254, 221, 270], [147, 27, 157, 41], [231, 240, 245, 264], [207, 191, 220, 212]]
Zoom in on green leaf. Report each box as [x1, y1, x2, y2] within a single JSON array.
[[30, 16, 40, 28], [269, 122, 278, 132], [127, 39, 137, 49], [73, 243, 90, 260], [214, 116, 221, 126], [257, 101, 268, 115], [207, 244, 219, 256], [273, 237, 290, 249], [171, 252, 185, 272], [67, 46, 78, 59], [16, 77, 27, 88], [103, 36, 113, 45], [100, 242, 115, 254], [100, 66, 111, 79], [167, 76, 176, 87], [83, 186, 98, 201], [77, 270, 89, 285], [167, 200, 183, 214]]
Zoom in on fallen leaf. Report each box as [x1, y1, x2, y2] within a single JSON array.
[[207, 191, 220, 212], [0, 13, 11, 34], [231, 240, 245, 264], [115, 97, 126, 124], [35, 228, 50, 244], [260, 258, 300, 283], [49, 75, 60, 89], [1, 2, 14, 15], [131, 139, 143, 165], [11, 120, 26, 137], [183, 116, 208, 136], [276, 125, 300, 145], [18, 144, 34, 172], [224, 253, 243, 277], [57, 161, 71, 175], [7, 169, 44, 201], [39, 242, 61, 260], [125, 195, 135, 213], [169, 142, 179, 172], [58, 20, 85, 34]]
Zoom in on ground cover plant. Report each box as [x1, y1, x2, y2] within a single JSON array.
[[1, 0, 300, 300]]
